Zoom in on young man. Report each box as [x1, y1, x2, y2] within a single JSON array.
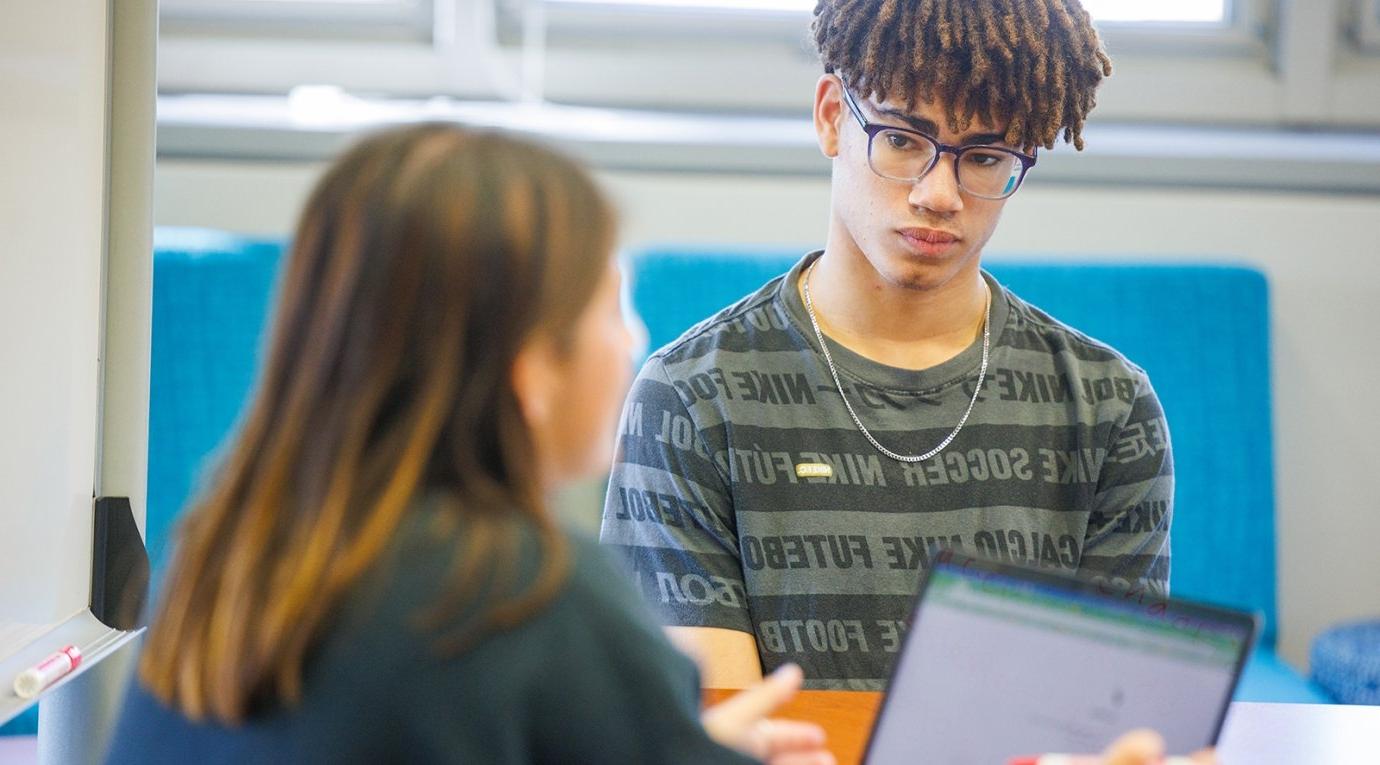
[[602, 0, 1171, 691]]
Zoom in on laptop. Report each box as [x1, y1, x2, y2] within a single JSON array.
[[863, 554, 1258, 764]]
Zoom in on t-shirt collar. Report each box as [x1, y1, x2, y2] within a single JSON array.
[[777, 250, 1010, 393]]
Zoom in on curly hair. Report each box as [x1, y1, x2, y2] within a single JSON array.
[[811, 0, 1113, 150]]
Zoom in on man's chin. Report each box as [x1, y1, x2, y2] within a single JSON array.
[[877, 254, 971, 293]]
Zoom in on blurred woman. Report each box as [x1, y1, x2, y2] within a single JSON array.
[[105, 124, 829, 765]]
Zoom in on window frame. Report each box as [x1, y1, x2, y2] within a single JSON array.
[[156, 0, 526, 101], [153, 0, 1380, 131], [160, 0, 436, 42]]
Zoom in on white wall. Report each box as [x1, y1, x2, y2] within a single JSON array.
[[154, 159, 1380, 671]]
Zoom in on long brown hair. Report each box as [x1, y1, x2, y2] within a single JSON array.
[[139, 124, 616, 723]]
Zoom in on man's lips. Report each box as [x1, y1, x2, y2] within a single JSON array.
[[899, 227, 960, 244], [898, 228, 962, 257]]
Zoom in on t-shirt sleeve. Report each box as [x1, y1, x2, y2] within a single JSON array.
[[527, 538, 758, 765], [1082, 368, 1174, 597], [599, 355, 752, 634]]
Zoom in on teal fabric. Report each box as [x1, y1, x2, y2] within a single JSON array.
[[1310, 619, 1380, 704], [145, 228, 285, 575], [131, 233, 1324, 707], [1239, 651, 1333, 703], [0, 707, 37, 736]]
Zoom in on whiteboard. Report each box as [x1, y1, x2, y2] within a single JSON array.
[[0, 2, 109, 629], [0, 1, 155, 725]]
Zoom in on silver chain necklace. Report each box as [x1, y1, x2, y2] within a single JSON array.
[[801, 260, 991, 464]]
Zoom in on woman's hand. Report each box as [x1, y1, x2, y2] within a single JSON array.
[[1101, 729, 1216, 765], [1020, 729, 1216, 765], [1014, 729, 1216, 765], [701, 664, 836, 765]]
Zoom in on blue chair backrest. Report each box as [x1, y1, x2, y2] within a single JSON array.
[[144, 234, 1279, 646], [629, 247, 1279, 645], [146, 228, 285, 573]]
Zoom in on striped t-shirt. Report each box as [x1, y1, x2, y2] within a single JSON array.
[[600, 253, 1173, 690]]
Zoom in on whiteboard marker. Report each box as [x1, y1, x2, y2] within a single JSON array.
[[13, 645, 82, 699]]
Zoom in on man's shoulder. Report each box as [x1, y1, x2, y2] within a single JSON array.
[[999, 284, 1151, 383], [642, 271, 804, 377]]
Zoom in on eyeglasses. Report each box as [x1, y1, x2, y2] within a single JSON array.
[[841, 86, 1037, 200]]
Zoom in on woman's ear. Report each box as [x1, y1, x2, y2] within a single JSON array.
[[510, 336, 558, 428]]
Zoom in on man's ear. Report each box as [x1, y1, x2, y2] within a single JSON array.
[[510, 336, 557, 428], [814, 74, 845, 159]]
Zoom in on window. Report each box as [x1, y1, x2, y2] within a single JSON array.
[[545, 0, 808, 10], [533, 0, 1260, 54], [1082, 0, 1227, 24], [161, 0, 1352, 129], [161, 0, 435, 42]]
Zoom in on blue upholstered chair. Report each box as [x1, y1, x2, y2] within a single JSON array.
[[137, 232, 1328, 706]]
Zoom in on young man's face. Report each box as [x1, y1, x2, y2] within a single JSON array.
[[815, 75, 1016, 294]]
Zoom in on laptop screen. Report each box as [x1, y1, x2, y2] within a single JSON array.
[[864, 559, 1256, 764]]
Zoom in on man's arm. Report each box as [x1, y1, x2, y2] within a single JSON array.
[[666, 626, 764, 688], [601, 356, 761, 684], [1082, 369, 1173, 596]]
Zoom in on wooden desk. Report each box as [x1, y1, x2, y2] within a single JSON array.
[[705, 689, 879, 765], [704, 690, 1380, 765]]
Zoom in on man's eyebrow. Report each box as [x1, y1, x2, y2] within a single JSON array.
[[874, 105, 1009, 147], [960, 132, 1008, 147]]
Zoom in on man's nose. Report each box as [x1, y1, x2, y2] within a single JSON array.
[[908, 153, 964, 214]]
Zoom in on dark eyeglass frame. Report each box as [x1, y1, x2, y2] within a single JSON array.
[[840, 85, 1038, 200]]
